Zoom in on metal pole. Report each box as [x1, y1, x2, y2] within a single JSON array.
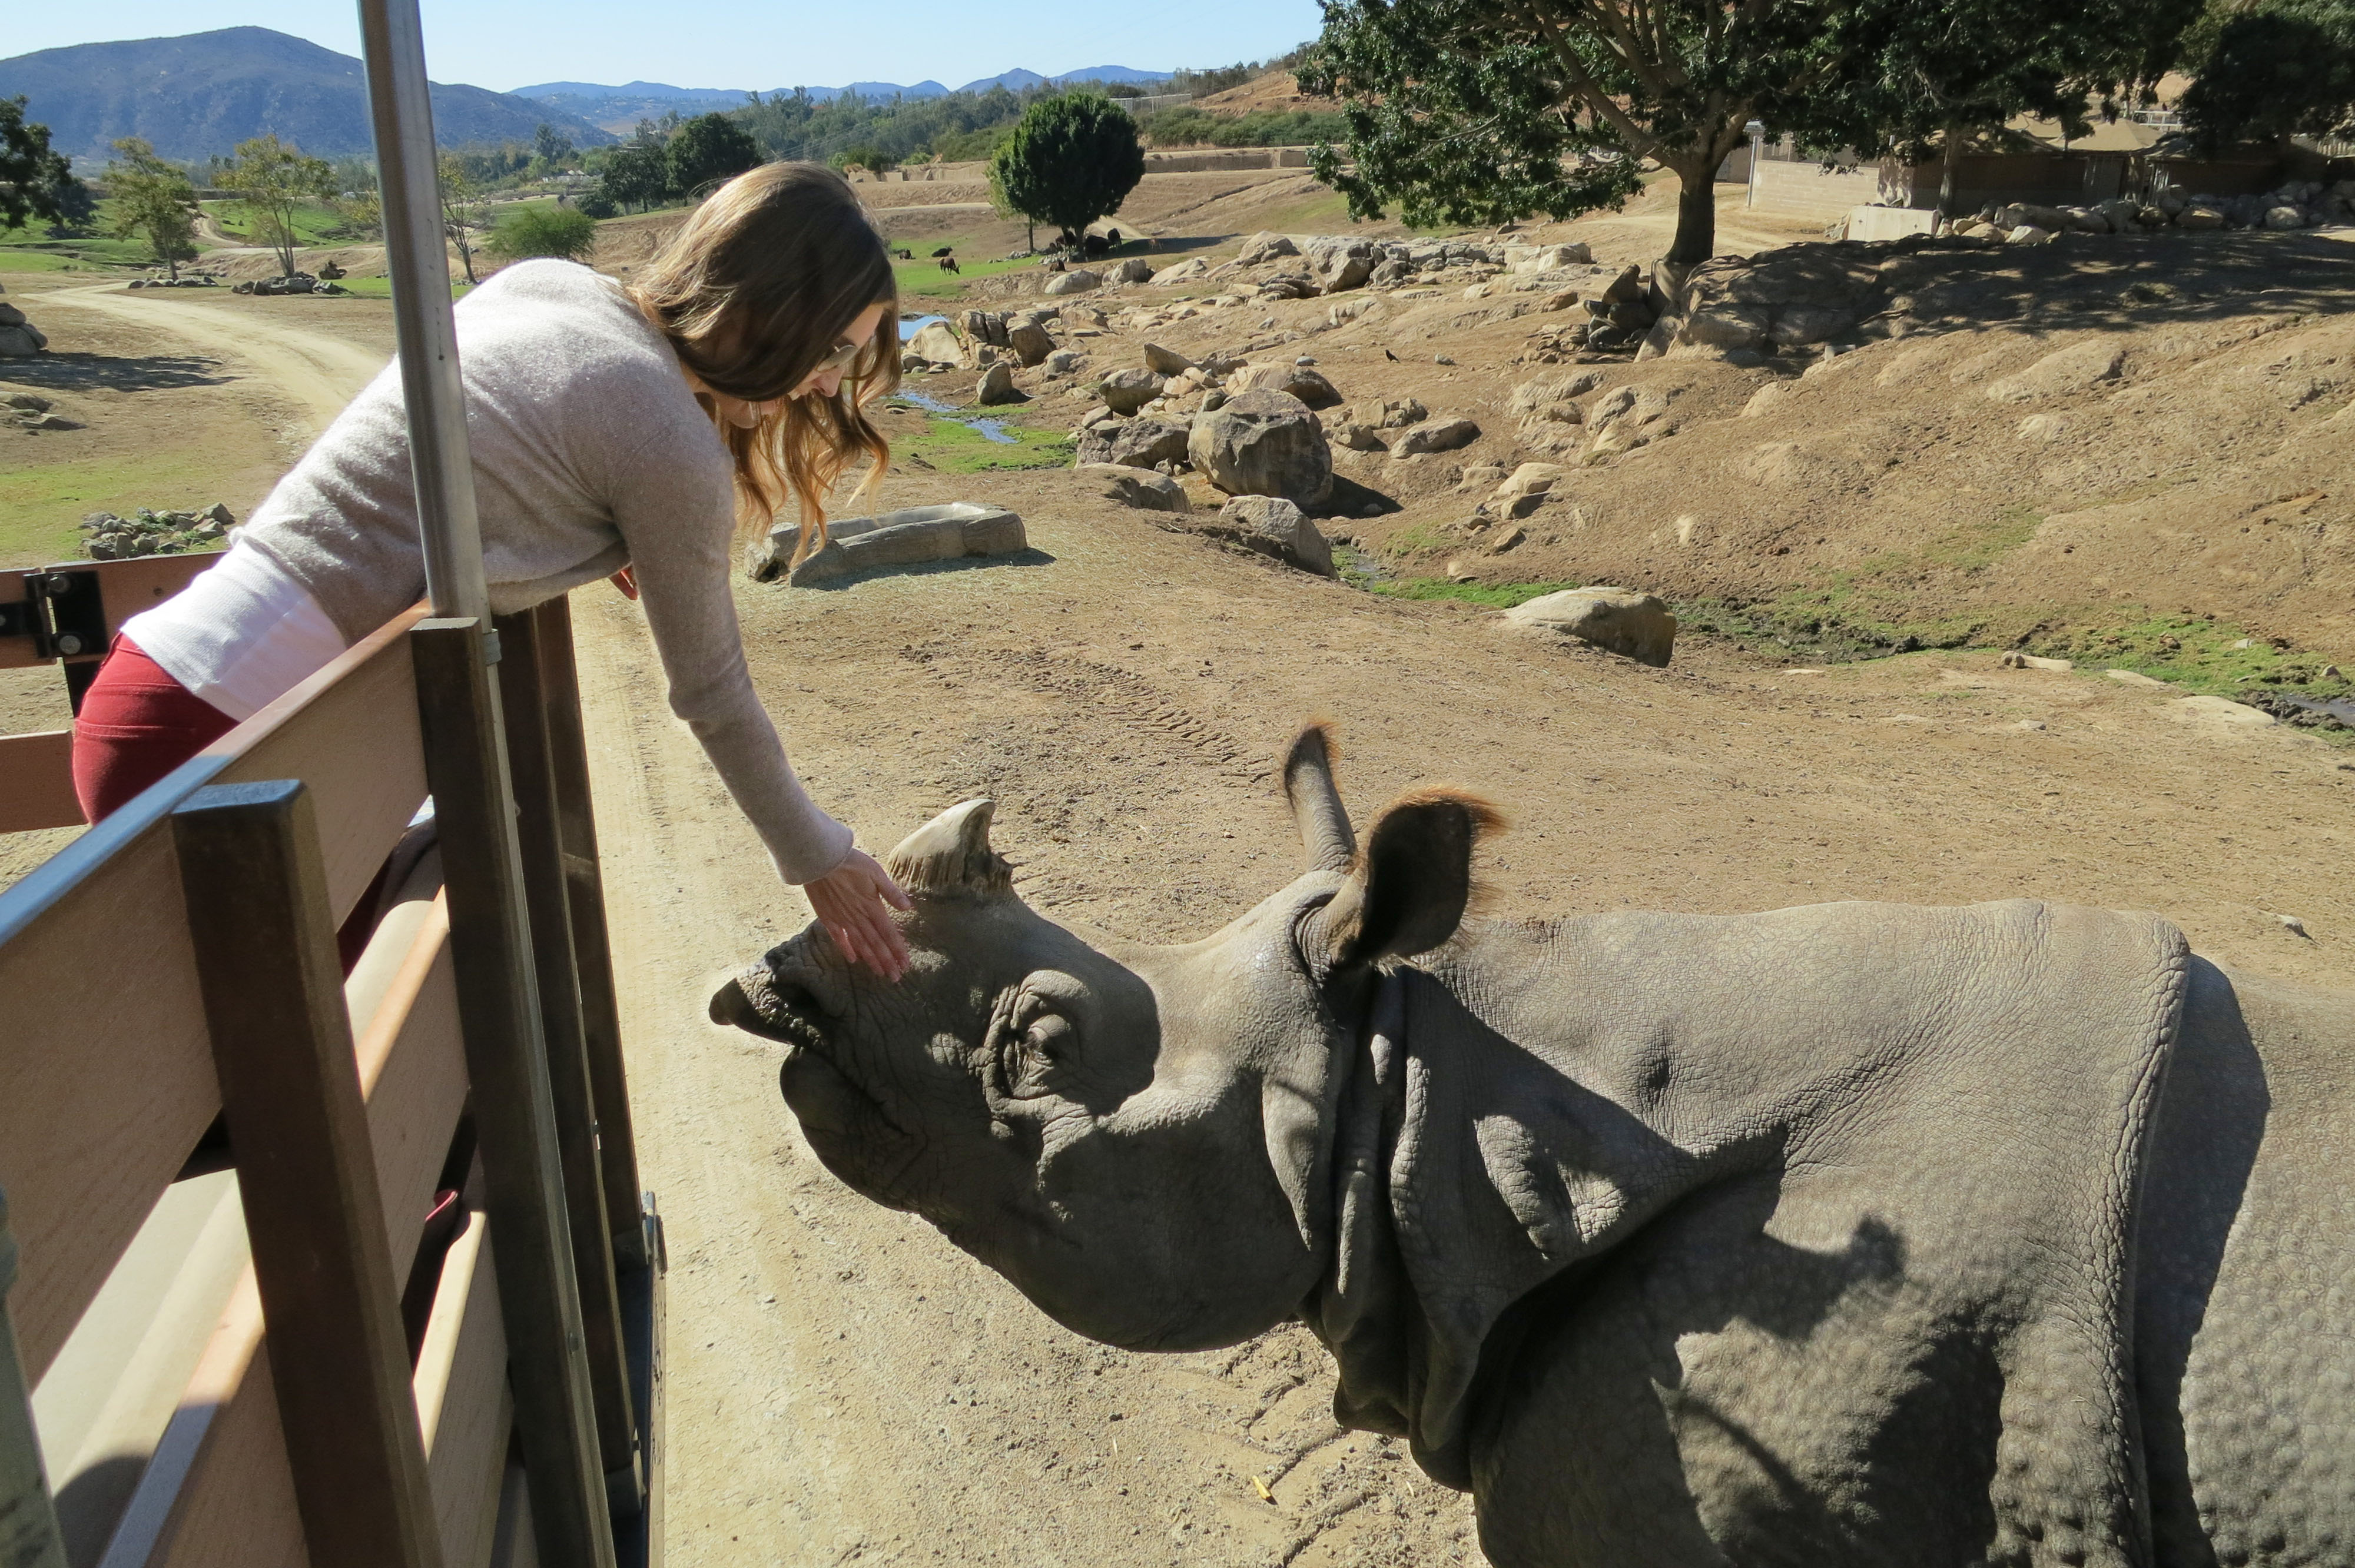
[[356, 0, 489, 626]]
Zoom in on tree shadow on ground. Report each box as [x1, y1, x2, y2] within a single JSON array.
[[0, 352, 232, 394], [1880, 231, 2355, 337]]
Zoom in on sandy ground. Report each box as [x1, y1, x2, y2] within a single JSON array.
[[4, 178, 2350, 1566]]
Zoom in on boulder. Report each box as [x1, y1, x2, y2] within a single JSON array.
[[907, 321, 966, 367], [2, 391, 54, 413], [1107, 257, 1155, 284], [1151, 257, 1211, 284], [1188, 390, 1334, 508], [0, 303, 24, 327], [963, 310, 1011, 347], [2264, 205, 2307, 231], [2007, 225, 2057, 245], [1389, 416, 1480, 457], [1233, 362, 1343, 409], [1679, 303, 1770, 351], [1044, 269, 1102, 296], [1374, 397, 1429, 428], [1082, 416, 1193, 471], [1097, 368, 1168, 415], [1328, 421, 1388, 451], [1504, 587, 1676, 667], [1044, 348, 1088, 375], [975, 362, 1021, 404], [1006, 321, 1055, 366], [753, 502, 1027, 586], [1238, 232, 1299, 265], [1142, 342, 1195, 376], [2176, 207, 2225, 230], [1308, 240, 1379, 294], [1513, 242, 1591, 272], [1492, 462, 1567, 517], [1077, 463, 1190, 512], [1201, 496, 1334, 576], [1985, 339, 2125, 403], [1597, 264, 1646, 305], [0, 324, 44, 358], [1327, 297, 1377, 327]]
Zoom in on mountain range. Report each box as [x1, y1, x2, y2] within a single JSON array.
[[513, 67, 1174, 132], [0, 28, 617, 167]]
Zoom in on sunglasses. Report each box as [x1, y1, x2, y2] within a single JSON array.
[[804, 335, 865, 383]]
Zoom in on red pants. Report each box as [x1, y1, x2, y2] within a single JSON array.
[[72, 636, 237, 823]]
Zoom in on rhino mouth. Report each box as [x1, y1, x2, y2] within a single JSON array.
[[709, 971, 829, 1054]]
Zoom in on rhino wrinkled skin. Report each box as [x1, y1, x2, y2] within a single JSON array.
[[713, 726, 2354, 1567]]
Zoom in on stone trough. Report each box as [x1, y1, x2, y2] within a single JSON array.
[[748, 503, 1028, 587]]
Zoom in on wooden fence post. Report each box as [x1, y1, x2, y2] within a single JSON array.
[[171, 780, 444, 1568]]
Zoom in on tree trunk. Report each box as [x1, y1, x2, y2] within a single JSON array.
[[1666, 167, 1717, 264], [1938, 124, 1962, 217]]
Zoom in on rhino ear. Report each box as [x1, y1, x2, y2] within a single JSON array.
[[1308, 789, 1501, 973], [884, 799, 1014, 897]]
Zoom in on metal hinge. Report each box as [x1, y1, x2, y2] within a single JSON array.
[[4, 572, 105, 660]]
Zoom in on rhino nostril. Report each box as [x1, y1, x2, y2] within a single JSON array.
[[709, 978, 760, 1029]]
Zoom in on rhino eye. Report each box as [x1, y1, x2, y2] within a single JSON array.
[[1006, 1011, 1071, 1099]]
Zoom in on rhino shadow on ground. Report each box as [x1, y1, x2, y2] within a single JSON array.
[[791, 546, 1057, 592], [1, 351, 232, 393]]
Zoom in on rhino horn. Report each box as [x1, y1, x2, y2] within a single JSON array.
[[884, 798, 1014, 897], [1283, 723, 1356, 873]]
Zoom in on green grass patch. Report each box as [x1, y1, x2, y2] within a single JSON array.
[[200, 201, 351, 247], [0, 452, 245, 568], [891, 405, 1073, 473], [2024, 612, 2352, 703], [891, 236, 1043, 300]]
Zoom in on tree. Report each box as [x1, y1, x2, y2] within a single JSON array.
[[533, 122, 576, 167], [1301, 0, 2194, 264], [1, 96, 83, 231], [598, 127, 673, 213], [223, 133, 333, 278], [832, 144, 898, 177], [487, 204, 598, 263], [666, 112, 762, 196], [437, 153, 491, 284], [105, 138, 201, 278], [989, 92, 1145, 249], [2178, 0, 2355, 148]]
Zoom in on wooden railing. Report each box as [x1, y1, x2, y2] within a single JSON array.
[[0, 588, 662, 1567]]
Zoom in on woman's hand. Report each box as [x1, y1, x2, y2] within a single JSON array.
[[803, 848, 914, 981]]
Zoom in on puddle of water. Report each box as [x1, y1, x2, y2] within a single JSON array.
[[899, 313, 946, 340], [887, 390, 1017, 444]]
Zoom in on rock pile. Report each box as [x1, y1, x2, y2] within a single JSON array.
[[230, 273, 350, 297], [127, 274, 222, 288], [0, 287, 47, 358], [79, 503, 236, 560], [1941, 180, 2355, 241], [4, 391, 78, 431]]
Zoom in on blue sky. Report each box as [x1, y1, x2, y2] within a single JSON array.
[[11, 1, 1327, 92]]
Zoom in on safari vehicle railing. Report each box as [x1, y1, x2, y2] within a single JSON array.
[[0, 594, 664, 1567], [0, 0, 663, 1562]]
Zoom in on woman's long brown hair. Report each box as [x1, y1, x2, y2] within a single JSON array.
[[626, 162, 899, 564]]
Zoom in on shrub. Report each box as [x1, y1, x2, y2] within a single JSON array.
[[487, 204, 597, 263], [989, 93, 1145, 249]]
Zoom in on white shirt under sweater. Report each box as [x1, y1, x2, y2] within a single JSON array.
[[122, 258, 854, 885]]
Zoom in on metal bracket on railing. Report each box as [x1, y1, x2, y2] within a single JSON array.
[[3, 571, 105, 662]]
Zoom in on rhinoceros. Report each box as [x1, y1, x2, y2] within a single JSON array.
[[711, 726, 2353, 1567]]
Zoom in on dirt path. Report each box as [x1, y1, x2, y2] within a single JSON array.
[[37, 284, 389, 436], [571, 451, 2349, 1566]]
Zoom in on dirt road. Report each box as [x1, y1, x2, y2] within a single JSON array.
[[37, 283, 389, 436]]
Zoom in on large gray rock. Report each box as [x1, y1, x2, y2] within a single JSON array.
[[1107, 257, 1155, 284], [1389, 416, 1480, 457], [0, 302, 25, 327], [1006, 321, 1055, 366], [1308, 239, 1379, 294], [1142, 342, 1195, 376], [1233, 362, 1343, 409], [1076, 415, 1192, 470], [1202, 496, 1334, 576], [1505, 587, 1677, 667], [1044, 268, 1102, 296], [907, 321, 966, 367], [1077, 463, 1190, 512], [1150, 257, 1210, 284], [0, 324, 44, 358], [1097, 368, 1167, 415], [975, 362, 1021, 404], [1238, 231, 1299, 265], [749, 503, 1027, 586], [1188, 390, 1333, 508]]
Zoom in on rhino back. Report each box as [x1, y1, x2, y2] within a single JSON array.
[[2136, 958, 2355, 1567]]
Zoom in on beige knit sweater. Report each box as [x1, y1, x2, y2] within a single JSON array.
[[241, 259, 853, 883]]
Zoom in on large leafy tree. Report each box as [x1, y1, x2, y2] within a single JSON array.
[[1301, 0, 2194, 263], [105, 138, 201, 278], [989, 92, 1145, 248], [437, 153, 491, 285], [599, 125, 674, 213], [1, 97, 85, 231], [666, 112, 761, 197], [2178, 0, 2355, 148], [223, 133, 333, 278]]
